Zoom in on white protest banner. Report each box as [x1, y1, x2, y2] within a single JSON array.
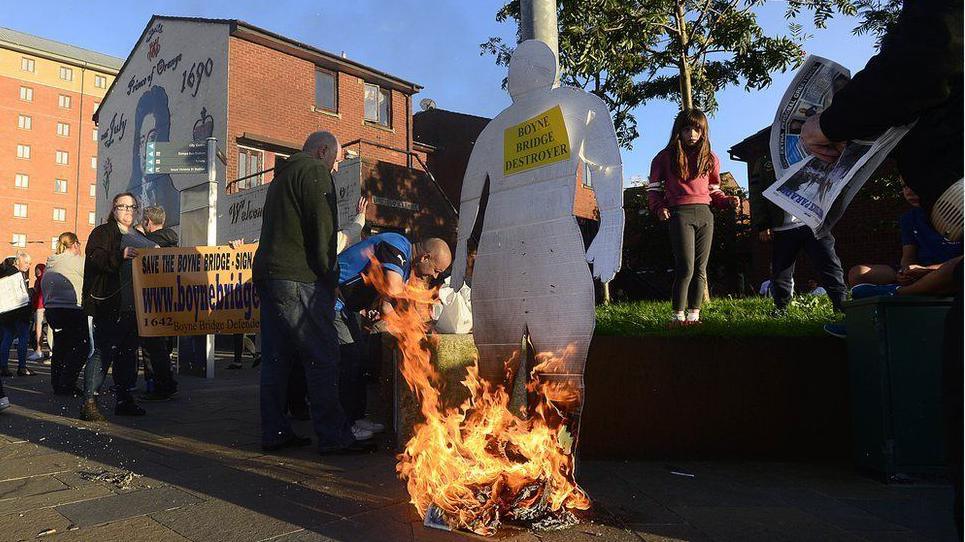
[[0, 274, 29, 315]]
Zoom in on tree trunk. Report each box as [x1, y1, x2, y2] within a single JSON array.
[[674, 0, 694, 110]]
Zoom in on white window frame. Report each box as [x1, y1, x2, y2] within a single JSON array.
[[56, 150, 69, 165], [57, 122, 70, 137], [236, 146, 265, 191], [363, 83, 391, 127], [89, 184, 96, 198], [90, 156, 97, 169], [53, 208, 67, 222], [88, 211, 96, 225], [17, 115, 32, 130], [92, 128, 98, 142], [51, 237, 59, 253], [314, 69, 338, 112], [19, 86, 33, 102], [58, 95, 71, 109], [21, 57, 35, 72], [54, 179, 68, 193], [13, 203, 28, 218], [94, 74, 107, 88], [17, 144, 31, 159], [15, 174, 29, 189], [59, 66, 73, 81], [12, 234, 27, 248]]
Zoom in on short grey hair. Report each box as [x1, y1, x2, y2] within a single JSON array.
[[16, 250, 30, 264], [302, 131, 339, 155], [143, 205, 166, 226]]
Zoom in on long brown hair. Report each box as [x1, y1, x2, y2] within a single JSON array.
[[665, 109, 712, 179], [56, 232, 79, 254]]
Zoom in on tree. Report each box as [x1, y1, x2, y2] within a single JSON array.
[[482, 0, 860, 149]]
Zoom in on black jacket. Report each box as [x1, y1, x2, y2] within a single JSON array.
[[820, 0, 963, 210], [83, 221, 125, 319], [748, 152, 787, 232], [146, 227, 179, 248], [252, 152, 339, 286]]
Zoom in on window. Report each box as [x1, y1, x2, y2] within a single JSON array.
[[56, 150, 69, 165], [59, 66, 73, 81], [92, 128, 98, 141], [89, 184, 96, 198], [53, 208, 66, 222], [15, 174, 29, 189], [57, 122, 70, 137], [94, 74, 107, 88], [17, 115, 31, 130], [21, 57, 35, 72], [58, 95, 71, 109], [314, 69, 337, 112], [12, 234, 26, 248], [88, 211, 96, 225], [582, 162, 593, 188], [236, 147, 264, 191], [13, 203, 28, 218], [51, 237, 59, 253], [17, 144, 31, 159], [91, 156, 97, 169], [93, 102, 100, 112], [363, 83, 391, 127], [55, 179, 68, 193], [19, 86, 33, 101]]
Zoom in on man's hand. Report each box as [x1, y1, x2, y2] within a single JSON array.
[[759, 229, 772, 243], [356, 197, 369, 216], [801, 114, 845, 163], [657, 208, 671, 221], [896, 264, 931, 285], [123, 247, 138, 259], [228, 238, 244, 249]]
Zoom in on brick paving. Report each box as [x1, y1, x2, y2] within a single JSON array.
[[0, 353, 957, 541]]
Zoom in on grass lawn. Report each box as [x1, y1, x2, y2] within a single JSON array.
[[595, 295, 839, 337]]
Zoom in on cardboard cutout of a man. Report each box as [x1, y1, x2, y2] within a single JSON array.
[[451, 40, 624, 449]]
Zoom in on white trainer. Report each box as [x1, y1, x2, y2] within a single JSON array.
[[354, 419, 385, 434], [27, 351, 44, 361], [351, 425, 374, 441], [0, 396, 10, 412]]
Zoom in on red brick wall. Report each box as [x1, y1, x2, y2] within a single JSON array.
[[360, 159, 457, 246], [225, 36, 412, 186], [1, 75, 99, 266]]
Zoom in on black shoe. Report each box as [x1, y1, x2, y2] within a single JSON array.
[[251, 355, 261, 368], [0, 368, 12, 377], [227, 362, 243, 370], [262, 435, 312, 452], [115, 401, 146, 416], [319, 438, 378, 455], [17, 368, 36, 377]]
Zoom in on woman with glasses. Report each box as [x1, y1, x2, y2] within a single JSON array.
[[79, 192, 155, 421]]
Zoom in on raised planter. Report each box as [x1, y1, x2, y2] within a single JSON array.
[[387, 333, 850, 460]]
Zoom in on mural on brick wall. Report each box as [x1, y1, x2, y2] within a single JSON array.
[[97, 18, 228, 227]]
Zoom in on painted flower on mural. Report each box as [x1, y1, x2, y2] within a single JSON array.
[[102, 157, 113, 198]]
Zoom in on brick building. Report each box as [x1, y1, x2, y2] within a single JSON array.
[[729, 127, 907, 289], [96, 16, 456, 249], [1, 27, 121, 265]]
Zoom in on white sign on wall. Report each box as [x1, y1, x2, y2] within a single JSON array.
[[96, 18, 229, 226]]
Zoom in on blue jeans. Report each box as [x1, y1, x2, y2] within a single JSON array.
[[771, 226, 847, 311], [256, 279, 354, 450], [1, 319, 30, 371], [84, 312, 139, 403]]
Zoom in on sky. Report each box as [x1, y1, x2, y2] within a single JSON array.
[[2, 0, 878, 188]]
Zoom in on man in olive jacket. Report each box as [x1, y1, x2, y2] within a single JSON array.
[[253, 131, 372, 455]]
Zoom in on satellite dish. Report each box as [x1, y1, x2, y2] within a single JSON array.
[[419, 98, 436, 111]]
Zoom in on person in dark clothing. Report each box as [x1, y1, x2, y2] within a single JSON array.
[[801, 1, 963, 534], [747, 153, 848, 313], [138, 205, 179, 401], [253, 131, 374, 455], [1, 252, 36, 377], [80, 192, 154, 421]]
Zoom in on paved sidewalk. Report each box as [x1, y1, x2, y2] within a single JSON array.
[[0, 354, 957, 541]]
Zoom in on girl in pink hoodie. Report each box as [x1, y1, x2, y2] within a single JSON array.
[[647, 109, 739, 323]]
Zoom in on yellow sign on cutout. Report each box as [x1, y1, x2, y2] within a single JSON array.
[[503, 104, 570, 176]]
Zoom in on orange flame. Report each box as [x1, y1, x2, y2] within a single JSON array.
[[362, 257, 590, 535]]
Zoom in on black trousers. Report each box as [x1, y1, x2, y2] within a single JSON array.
[[943, 262, 963, 538], [45, 308, 89, 394], [771, 226, 847, 311], [142, 337, 177, 394]]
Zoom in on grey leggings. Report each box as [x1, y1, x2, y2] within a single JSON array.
[[669, 204, 714, 311]]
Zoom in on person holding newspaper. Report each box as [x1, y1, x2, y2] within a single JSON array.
[[801, 1, 962, 534], [647, 109, 739, 324]]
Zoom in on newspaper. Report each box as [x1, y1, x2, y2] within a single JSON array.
[[0, 273, 30, 314], [770, 55, 851, 178], [765, 55, 912, 237]]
